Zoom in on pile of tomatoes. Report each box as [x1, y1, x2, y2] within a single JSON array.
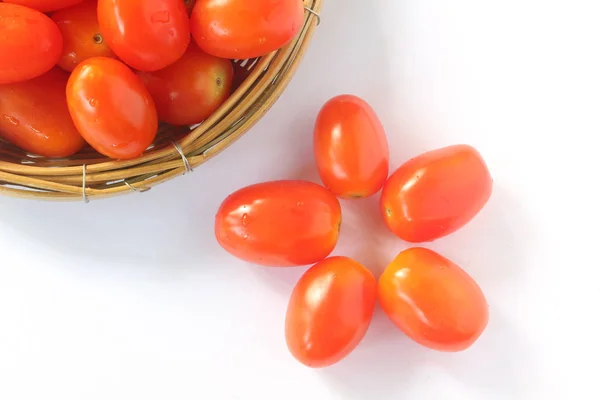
[[215, 94, 493, 367], [0, 0, 305, 159]]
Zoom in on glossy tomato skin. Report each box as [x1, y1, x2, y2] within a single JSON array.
[[97, 0, 190, 71], [0, 68, 86, 157], [215, 180, 342, 267], [379, 248, 489, 352], [314, 95, 389, 199], [190, 0, 304, 59], [0, 3, 63, 84], [137, 44, 233, 126], [286, 256, 377, 368], [381, 145, 493, 242], [3, 0, 83, 12], [51, 0, 116, 72], [66, 57, 158, 159]]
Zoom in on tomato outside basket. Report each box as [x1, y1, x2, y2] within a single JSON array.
[[0, 0, 322, 201]]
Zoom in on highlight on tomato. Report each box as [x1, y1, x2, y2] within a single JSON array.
[[3, 0, 84, 12], [97, 0, 190, 71], [378, 247, 489, 352], [190, 0, 305, 59], [214, 180, 342, 267], [380, 144, 493, 242], [138, 44, 234, 126], [314, 94, 389, 199], [285, 256, 377, 368], [0, 3, 63, 84], [0, 68, 86, 158], [66, 57, 158, 160], [51, 0, 116, 72]]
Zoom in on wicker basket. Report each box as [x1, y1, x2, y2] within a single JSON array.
[[0, 0, 322, 202]]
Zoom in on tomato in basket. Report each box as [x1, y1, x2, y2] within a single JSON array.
[[66, 57, 158, 160], [215, 180, 342, 267], [285, 256, 377, 368], [3, 0, 84, 12], [0, 68, 86, 158], [51, 0, 116, 72], [380, 144, 493, 242], [378, 247, 489, 352], [138, 44, 234, 126], [97, 0, 190, 72], [0, 3, 63, 84], [314, 95, 390, 199], [190, 0, 305, 59]]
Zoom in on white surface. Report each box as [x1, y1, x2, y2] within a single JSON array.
[[1, 0, 599, 399]]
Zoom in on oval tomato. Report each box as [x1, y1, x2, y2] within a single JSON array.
[[137, 44, 233, 126], [314, 95, 389, 199], [66, 57, 158, 160], [97, 0, 190, 71], [190, 0, 304, 59], [381, 145, 493, 242], [51, 0, 116, 72], [0, 3, 63, 84], [379, 247, 488, 352], [0, 68, 86, 157], [215, 180, 342, 267], [285, 256, 376, 368], [3, 0, 83, 12]]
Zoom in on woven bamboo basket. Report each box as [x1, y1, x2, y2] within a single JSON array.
[[0, 0, 322, 202]]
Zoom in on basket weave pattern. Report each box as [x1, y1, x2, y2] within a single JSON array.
[[0, 0, 322, 201]]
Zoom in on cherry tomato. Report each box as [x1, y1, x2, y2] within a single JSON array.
[[51, 0, 116, 72], [137, 44, 233, 126], [190, 0, 304, 59], [66, 57, 158, 160], [314, 95, 389, 199], [215, 180, 342, 267], [0, 3, 63, 84], [97, 0, 190, 71], [3, 0, 83, 12], [285, 256, 377, 368], [378, 247, 489, 352], [380, 145, 493, 242], [0, 68, 86, 157]]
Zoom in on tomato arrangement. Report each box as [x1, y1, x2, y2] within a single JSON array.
[[215, 93, 494, 367], [0, 0, 307, 159]]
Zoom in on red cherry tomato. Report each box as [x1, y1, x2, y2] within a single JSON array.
[[380, 144, 493, 242], [0, 3, 63, 84], [51, 0, 116, 72], [314, 95, 389, 199], [190, 0, 304, 59], [66, 57, 158, 160], [378, 247, 489, 352], [3, 0, 83, 12], [215, 180, 342, 267], [0, 68, 86, 157], [285, 256, 377, 368], [137, 44, 233, 126], [97, 0, 190, 71]]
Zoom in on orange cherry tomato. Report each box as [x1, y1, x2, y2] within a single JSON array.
[[314, 95, 389, 199], [137, 44, 233, 126], [0, 68, 86, 157], [0, 3, 63, 84], [285, 256, 377, 368], [215, 180, 342, 267], [3, 0, 83, 12], [51, 0, 116, 72], [378, 247, 489, 352], [66, 57, 158, 160], [381, 144, 493, 242], [190, 0, 304, 59], [97, 0, 190, 71]]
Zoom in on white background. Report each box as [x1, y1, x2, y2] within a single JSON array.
[[1, 0, 599, 399]]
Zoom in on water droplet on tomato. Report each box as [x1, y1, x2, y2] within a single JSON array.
[[3, 115, 19, 126], [242, 213, 249, 226], [151, 11, 170, 23], [297, 201, 304, 207], [88, 98, 98, 107], [243, 234, 249, 240]]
